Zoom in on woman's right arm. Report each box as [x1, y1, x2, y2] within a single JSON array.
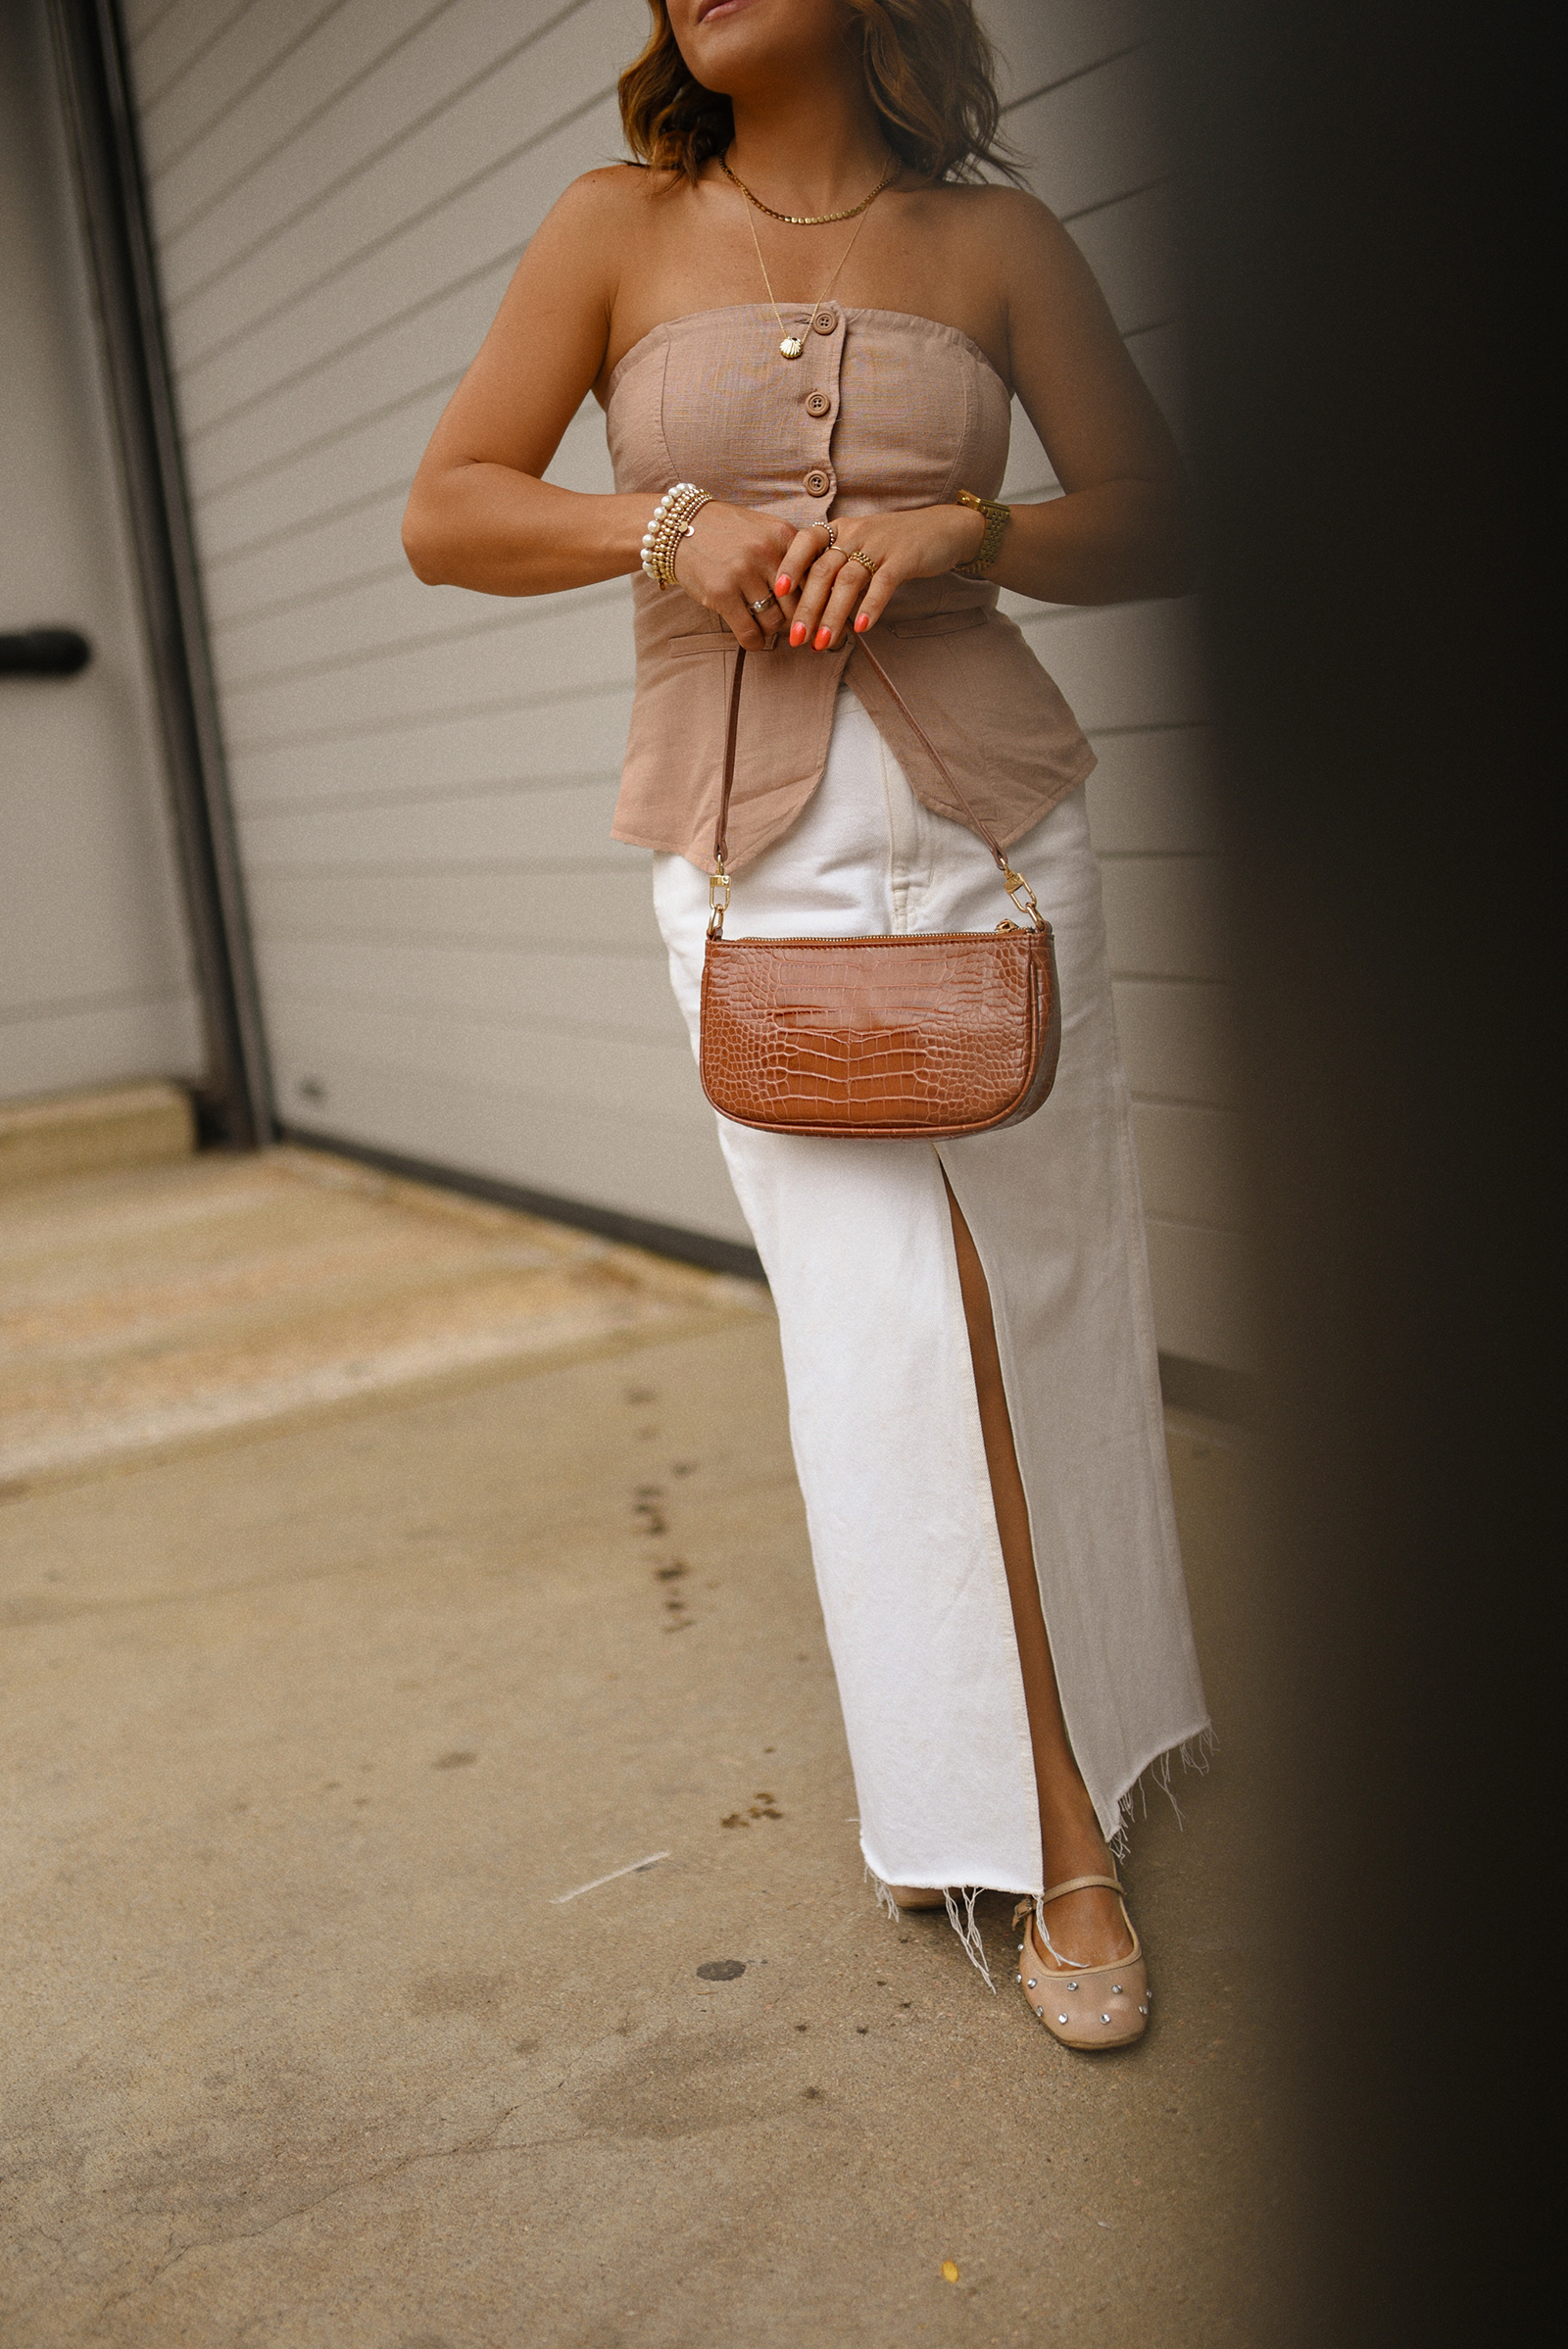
[[401, 170, 649, 597], [401, 169, 796, 647]]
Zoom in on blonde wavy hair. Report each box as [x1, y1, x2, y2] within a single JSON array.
[[617, 0, 1022, 187]]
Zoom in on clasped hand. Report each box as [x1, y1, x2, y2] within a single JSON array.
[[669, 499, 988, 651]]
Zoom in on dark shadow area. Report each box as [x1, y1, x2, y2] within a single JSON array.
[[1172, 4, 1546, 2335]]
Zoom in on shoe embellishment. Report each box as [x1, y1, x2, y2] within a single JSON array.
[[1017, 1876, 1147, 2051]]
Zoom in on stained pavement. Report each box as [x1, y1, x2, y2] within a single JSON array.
[[1, 1144, 1280, 2347]]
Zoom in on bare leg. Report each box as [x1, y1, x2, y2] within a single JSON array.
[[944, 1174, 1134, 1972]]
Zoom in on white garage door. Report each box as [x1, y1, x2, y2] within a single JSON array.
[[1, 0, 204, 1105], [122, 0, 1248, 1367]]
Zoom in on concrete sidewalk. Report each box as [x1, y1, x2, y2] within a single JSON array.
[[1, 1150, 1279, 2348]]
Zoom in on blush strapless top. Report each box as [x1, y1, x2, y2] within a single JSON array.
[[605, 303, 1094, 871]]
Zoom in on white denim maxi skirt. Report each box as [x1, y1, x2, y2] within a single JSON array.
[[655, 686, 1209, 1902]]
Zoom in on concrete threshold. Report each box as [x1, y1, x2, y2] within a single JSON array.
[[0, 1143, 767, 1493], [0, 1078, 195, 1189]]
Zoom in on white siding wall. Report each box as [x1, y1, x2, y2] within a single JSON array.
[[985, 1, 1248, 1370], [123, 0, 1246, 1365], [0, 0, 204, 1104]]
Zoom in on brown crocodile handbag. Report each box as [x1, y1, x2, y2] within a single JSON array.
[[700, 642, 1061, 1139]]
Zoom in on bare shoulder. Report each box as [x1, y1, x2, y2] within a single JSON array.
[[510, 164, 666, 348], [937, 185, 1120, 362], [535, 161, 660, 248], [895, 181, 1079, 298], [877, 182, 1068, 377], [930, 182, 1075, 266]]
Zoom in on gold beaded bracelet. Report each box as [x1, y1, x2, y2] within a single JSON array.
[[954, 488, 1012, 578], [641, 482, 713, 589]]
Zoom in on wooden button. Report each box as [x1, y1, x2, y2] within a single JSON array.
[[811, 306, 838, 334], [804, 468, 830, 496], [806, 391, 831, 417]]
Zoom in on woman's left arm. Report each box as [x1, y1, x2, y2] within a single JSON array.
[[985, 191, 1195, 607], [789, 191, 1194, 646]]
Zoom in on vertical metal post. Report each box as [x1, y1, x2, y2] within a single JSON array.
[[45, 0, 272, 1147]]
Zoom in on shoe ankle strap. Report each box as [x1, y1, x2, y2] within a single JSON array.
[[1040, 1873, 1124, 1903]]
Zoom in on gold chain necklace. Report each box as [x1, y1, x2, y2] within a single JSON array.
[[730, 160, 890, 361], [720, 152, 897, 226]]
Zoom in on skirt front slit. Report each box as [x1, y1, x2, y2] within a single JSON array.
[[654, 687, 1209, 1893]]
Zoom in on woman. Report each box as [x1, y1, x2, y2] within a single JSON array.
[[403, 0, 1208, 2051]]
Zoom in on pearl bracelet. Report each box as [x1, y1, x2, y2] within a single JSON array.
[[641, 481, 712, 589]]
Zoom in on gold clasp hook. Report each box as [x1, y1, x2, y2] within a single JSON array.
[[708, 862, 731, 938], [1003, 867, 1045, 931]]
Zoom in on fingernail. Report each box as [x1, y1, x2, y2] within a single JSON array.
[[790, 621, 807, 647], [854, 612, 871, 633], [776, 575, 791, 596], [813, 627, 832, 651]]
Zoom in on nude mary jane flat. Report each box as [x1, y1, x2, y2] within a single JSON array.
[[1013, 1873, 1151, 2050]]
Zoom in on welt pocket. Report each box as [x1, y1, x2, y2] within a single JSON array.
[[667, 629, 731, 658], [890, 607, 987, 640]]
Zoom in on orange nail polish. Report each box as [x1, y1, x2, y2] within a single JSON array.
[[790, 621, 807, 647], [776, 575, 791, 595], [813, 627, 832, 651], [854, 612, 871, 633]]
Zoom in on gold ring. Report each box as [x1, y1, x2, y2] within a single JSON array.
[[846, 548, 877, 573]]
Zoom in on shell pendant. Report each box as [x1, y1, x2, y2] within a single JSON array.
[[779, 335, 804, 360]]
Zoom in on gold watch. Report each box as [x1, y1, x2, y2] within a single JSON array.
[[954, 489, 1011, 578]]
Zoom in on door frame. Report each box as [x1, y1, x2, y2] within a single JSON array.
[[45, 0, 272, 1147]]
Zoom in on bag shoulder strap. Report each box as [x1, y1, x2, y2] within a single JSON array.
[[710, 639, 1042, 929]]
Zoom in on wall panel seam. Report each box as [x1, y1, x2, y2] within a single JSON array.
[[211, 560, 412, 632], [0, 980, 200, 1024], [1059, 176, 1173, 230], [165, 0, 603, 308], [205, 473, 436, 569], [257, 934, 665, 955], [239, 771, 630, 815], [1113, 974, 1232, 991], [997, 40, 1149, 121], [156, 0, 459, 249], [1089, 721, 1210, 739], [1144, 1210, 1249, 1238], [228, 677, 632, 755], [197, 370, 463, 501], [1130, 1091, 1242, 1111], [183, 248, 515, 447], [244, 857, 616, 876], [128, 0, 184, 59], [1089, 855, 1220, 873], [142, 0, 344, 171], [174, 79, 621, 383], [218, 581, 632, 690], [264, 993, 695, 1049], [252, 925, 666, 944], [133, 0, 263, 116]]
